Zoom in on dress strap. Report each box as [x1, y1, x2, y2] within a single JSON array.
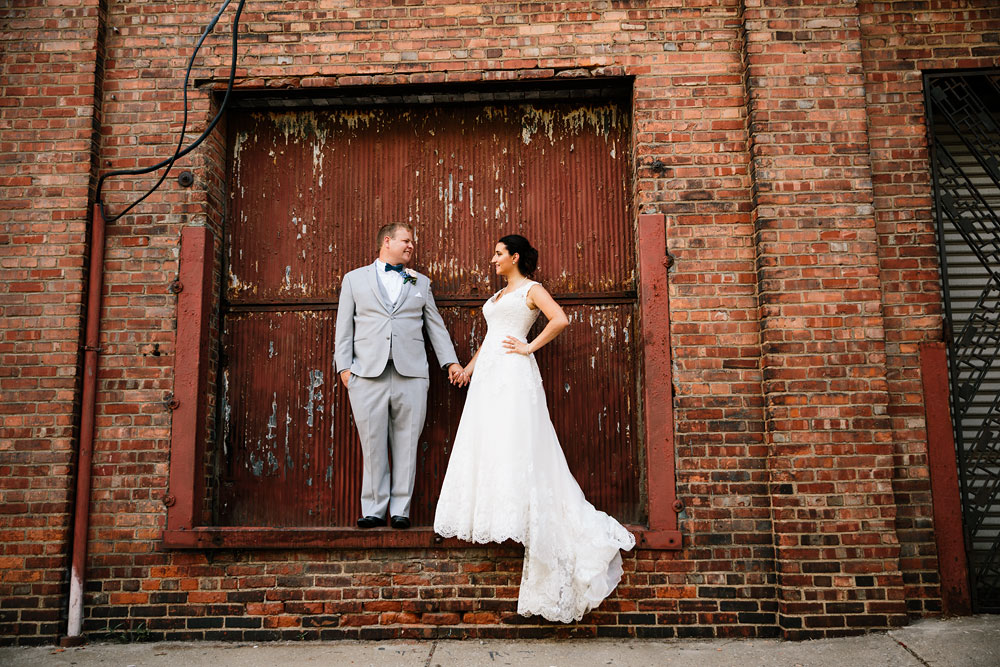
[[520, 280, 539, 306], [491, 280, 537, 304]]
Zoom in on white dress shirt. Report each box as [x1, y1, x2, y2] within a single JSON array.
[[375, 259, 404, 304]]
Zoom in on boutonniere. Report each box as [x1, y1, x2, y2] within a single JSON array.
[[402, 269, 417, 285]]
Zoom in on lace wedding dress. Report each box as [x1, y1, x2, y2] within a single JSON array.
[[434, 280, 636, 623]]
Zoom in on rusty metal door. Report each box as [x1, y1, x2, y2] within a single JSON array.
[[219, 100, 641, 527]]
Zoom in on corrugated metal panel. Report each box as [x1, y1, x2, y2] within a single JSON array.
[[218, 310, 357, 527], [219, 304, 641, 526], [226, 104, 632, 302], [221, 100, 638, 527], [537, 304, 641, 520]]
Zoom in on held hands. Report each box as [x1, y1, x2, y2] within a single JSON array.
[[344, 367, 470, 388], [503, 336, 531, 355], [448, 363, 470, 387]]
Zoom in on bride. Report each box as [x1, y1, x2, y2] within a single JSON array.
[[434, 234, 636, 623]]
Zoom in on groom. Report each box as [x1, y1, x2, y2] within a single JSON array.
[[335, 222, 466, 529]]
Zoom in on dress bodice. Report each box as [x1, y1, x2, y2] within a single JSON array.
[[482, 280, 541, 341]]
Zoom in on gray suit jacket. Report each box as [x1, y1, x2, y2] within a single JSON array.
[[334, 262, 459, 378]]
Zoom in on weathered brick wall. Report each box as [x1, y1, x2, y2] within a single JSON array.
[[0, 0, 105, 644], [2, 0, 998, 646], [744, 0, 910, 636], [859, 0, 1000, 617], [660, 0, 775, 641]]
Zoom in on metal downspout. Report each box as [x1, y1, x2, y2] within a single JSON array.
[[63, 203, 107, 644]]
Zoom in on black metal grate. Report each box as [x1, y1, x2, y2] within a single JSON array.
[[929, 71, 1000, 613]]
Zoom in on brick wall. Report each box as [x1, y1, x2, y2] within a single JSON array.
[[2, 0, 998, 645], [859, 0, 1000, 617], [744, 0, 910, 636], [660, 0, 775, 640], [0, 0, 105, 644]]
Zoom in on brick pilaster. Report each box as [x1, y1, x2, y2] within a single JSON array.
[[743, 0, 908, 637]]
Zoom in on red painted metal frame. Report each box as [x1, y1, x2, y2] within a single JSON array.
[[634, 213, 681, 549], [162, 525, 664, 549], [166, 227, 215, 533], [163, 215, 682, 549], [919, 341, 972, 616]]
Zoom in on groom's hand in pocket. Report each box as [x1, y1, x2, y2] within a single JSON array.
[[339, 369, 351, 388]]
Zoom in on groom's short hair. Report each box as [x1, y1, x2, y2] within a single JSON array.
[[377, 222, 413, 247]]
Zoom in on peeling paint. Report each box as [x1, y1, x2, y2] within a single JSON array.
[[220, 369, 231, 457], [228, 269, 250, 295], [249, 446, 264, 477], [284, 408, 292, 469], [266, 393, 277, 443], [439, 173, 456, 227], [304, 369, 324, 430], [312, 140, 325, 188], [231, 130, 251, 198], [279, 265, 310, 294], [512, 103, 624, 145]]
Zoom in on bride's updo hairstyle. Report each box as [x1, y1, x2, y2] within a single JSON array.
[[499, 234, 538, 277]]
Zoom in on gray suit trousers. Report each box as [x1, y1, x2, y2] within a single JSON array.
[[347, 361, 429, 519]]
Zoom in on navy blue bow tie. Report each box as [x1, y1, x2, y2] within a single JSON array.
[[384, 263, 405, 274]]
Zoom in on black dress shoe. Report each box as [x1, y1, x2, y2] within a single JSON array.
[[357, 515, 387, 528], [390, 515, 410, 529]]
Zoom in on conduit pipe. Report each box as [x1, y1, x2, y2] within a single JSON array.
[[63, 203, 107, 644]]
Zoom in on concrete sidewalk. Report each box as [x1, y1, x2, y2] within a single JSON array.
[[2, 616, 997, 666]]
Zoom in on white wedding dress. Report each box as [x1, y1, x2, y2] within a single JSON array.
[[434, 280, 636, 623]]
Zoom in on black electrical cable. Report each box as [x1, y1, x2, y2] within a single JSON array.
[[96, 0, 247, 223]]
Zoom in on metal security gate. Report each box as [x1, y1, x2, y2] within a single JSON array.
[[927, 71, 1000, 612], [217, 92, 642, 528]]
